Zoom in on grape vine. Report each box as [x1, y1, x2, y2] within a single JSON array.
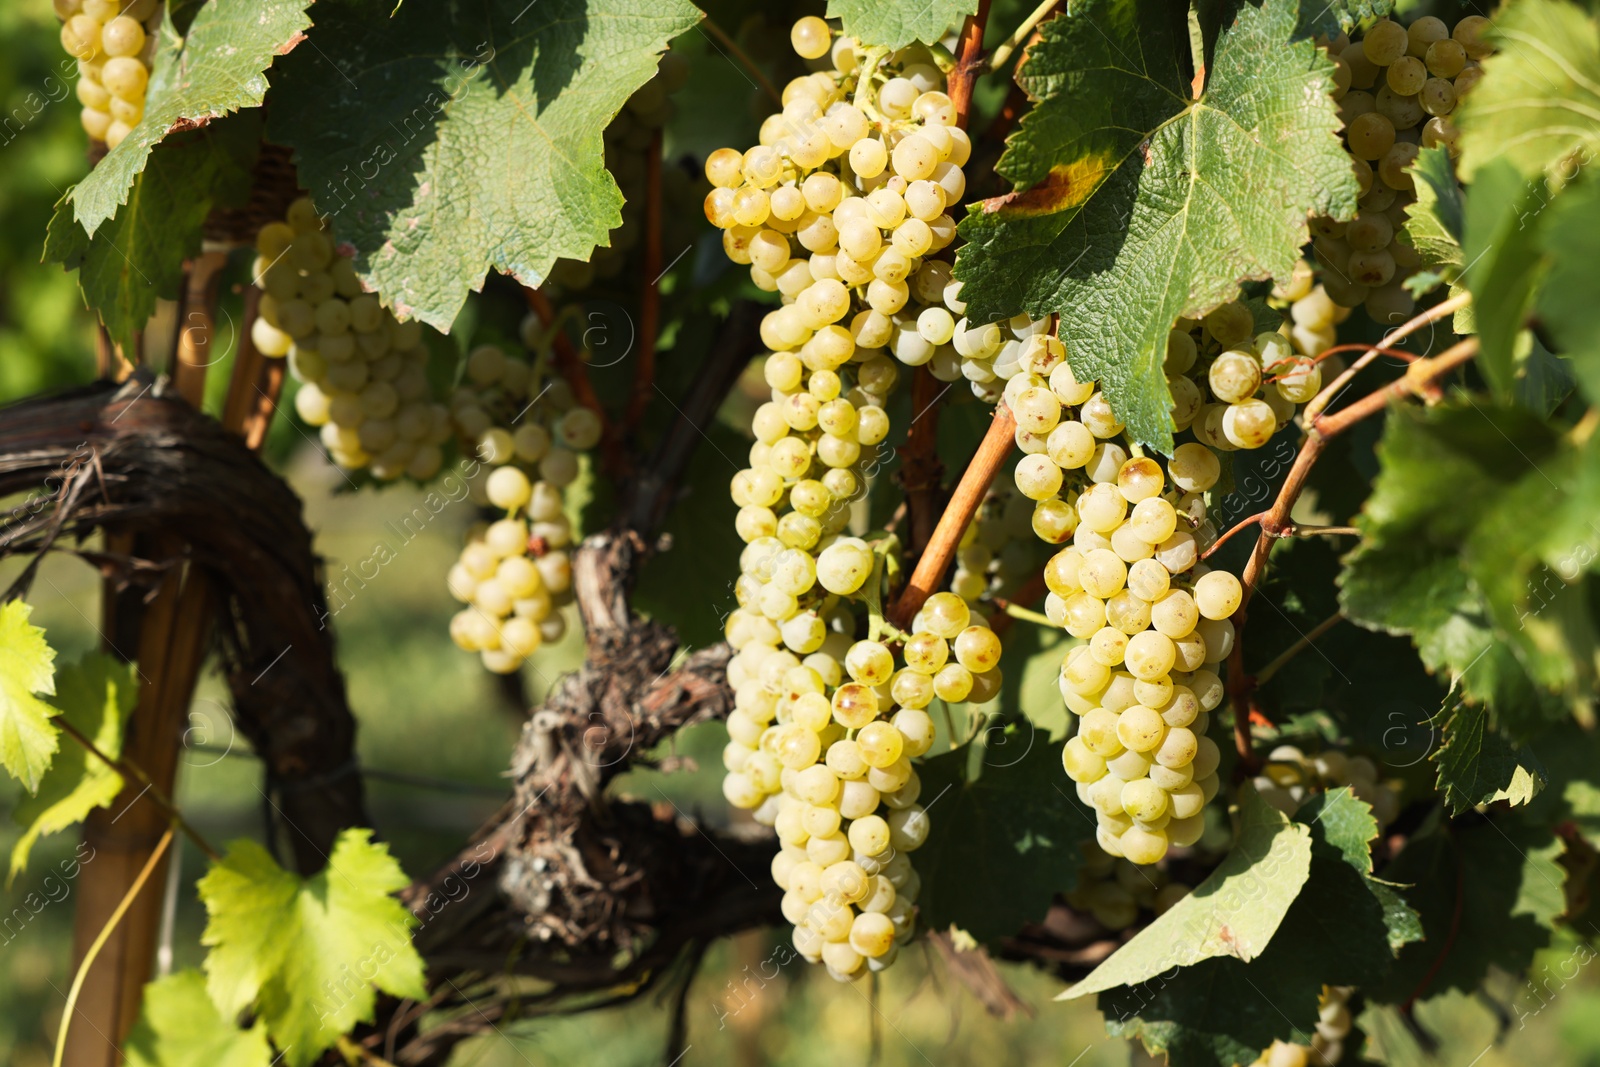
[[5, 0, 1599, 1065]]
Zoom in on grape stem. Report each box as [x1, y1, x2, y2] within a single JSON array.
[[1200, 511, 1263, 560], [1302, 291, 1471, 424], [53, 714, 221, 860], [999, 601, 1059, 629], [1251, 611, 1345, 688], [946, 0, 994, 126], [623, 128, 664, 434], [984, 0, 1060, 72], [699, 15, 782, 107], [891, 403, 1017, 628], [1201, 515, 1358, 560], [1226, 329, 1480, 767]]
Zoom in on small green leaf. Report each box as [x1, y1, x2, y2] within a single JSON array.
[[1296, 788, 1422, 952], [1400, 146, 1464, 276], [265, 0, 702, 330], [824, 0, 978, 51], [46, 117, 261, 353], [915, 732, 1093, 944], [1457, 0, 1600, 180], [0, 600, 60, 794], [198, 829, 426, 1067], [66, 0, 314, 237], [954, 0, 1356, 451], [10, 653, 139, 882], [1062, 785, 1313, 1000], [123, 970, 273, 1067], [1433, 700, 1547, 816]]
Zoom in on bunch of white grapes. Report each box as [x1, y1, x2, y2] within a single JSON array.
[[256, 197, 451, 481], [1065, 842, 1192, 930], [1252, 985, 1354, 1067], [1310, 14, 1494, 322], [445, 498, 574, 676], [1253, 745, 1402, 827], [702, 18, 969, 398], [546, 49, 692, 291], [56, 0, 158, 149], [722, 589, 1002, 982], [443, 325, 602, 674], [1163, 300, 1322, 452], [979, 309, 1273, 863]]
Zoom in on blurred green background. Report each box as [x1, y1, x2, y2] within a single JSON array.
[[0, 1, 1594, 1065]]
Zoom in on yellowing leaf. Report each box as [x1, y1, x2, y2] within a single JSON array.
[[123, 970, 273, 1067], [0, 600, 60, 793], [10, 652, 138, 881], [198, 829, 426, 1067]]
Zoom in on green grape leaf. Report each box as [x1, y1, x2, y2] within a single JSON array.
[[1296, 0, 1394, 40], [1461, 158, 1550, 399], [824, 0, 978, 50], [265, 0, 701, 330], [1062, 786, 1313, 1000], [915, 732, 1093, 945], [198, 829, 426, 1067], [123, 970, 273, 1067], [64, 0, 314, 237], [954, 0, 1356, 452], [0, 600, 60, 794], [1339, 402, 1600, 736], [1536, 173, 1600, 407], [1457, 0, 1600, 181], [1371, 811, 1565, 1003], [1433, 699, 1547, 816], [45, 117, 261, 353], [1400, 146, 1464, 276], [1100, 790, 1409, 1067], [1296, 788, 1422, 952], [9, 653, 138, 882]]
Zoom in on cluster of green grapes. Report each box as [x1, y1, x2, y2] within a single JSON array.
[[723, 591, 1002, 981], [1065, 842, 1191, 930], [248, 197, 447, 480], [442, 325, 602, 673], [444, 482, 574, 675], [981, 312, 1269, 865], [702, 18, 969, 388], [1253, 745, 1402, 827], [714, 18, 1012, 979], [545, 50, 693, 292], [1163, 300, 1322, 452], [1252, 985, 1354, 1067], [56, 0, 158, 149], [1311, 14, 1495, 320]]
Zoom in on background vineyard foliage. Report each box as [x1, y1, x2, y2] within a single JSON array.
[[4, 0, 1600, 1063]]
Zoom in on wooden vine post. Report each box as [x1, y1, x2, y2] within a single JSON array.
[[64, 239, 285, 1064]]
